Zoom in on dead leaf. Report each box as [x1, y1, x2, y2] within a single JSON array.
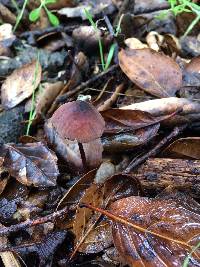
[[186, 56, 200, 73], [73, 175, 139, 254], [58, 0, 115, 20], [106, 195, 200, 267], [1, 142, 59, 187], [25, 81, 64, 116], [146, 31, 163, 52], [118, 48, 182, 98], [120, 97, 200, 116], [102, 124, 160, 152], [125, 38, 148, 50], [102, 109, 171, 133], [182, 56, 200, 91], [162, 137, 200, 159], [0, 23, 15, 56], [1, 61, 42, 109], [14, 231, 67, 266], [55, 169, 97, 230]]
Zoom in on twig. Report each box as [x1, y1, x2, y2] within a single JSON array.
[[124, 124, 187, 173], [56, 64, 119, 103], [20, 25, 80, 45], [0, 207, 69, 237]]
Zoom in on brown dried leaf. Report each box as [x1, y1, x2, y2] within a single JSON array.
[[55, 170, 96, 231], [110, 196, 200, 267], [101, 109, 170, 133], [25, 82, 64, 116], [102, 124, 160, 152], [186, 56, 200, 73], [120, 97, 200, 115], [1, 61, 42, 109], [118, 48, 182, 98], [1, 142, 59, 187], [162, 137, 200, 159], [0, 23, 15, 56], [73, 175, 139, 254], [182, 56, 200, 89]]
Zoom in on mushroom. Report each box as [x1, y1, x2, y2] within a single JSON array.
[[47, 100, 105, 173]]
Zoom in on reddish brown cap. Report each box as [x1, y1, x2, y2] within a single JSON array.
[[50, 101, 105, 143]]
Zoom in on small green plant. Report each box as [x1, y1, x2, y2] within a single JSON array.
[[183, 242, 200, 267], [29, 0, 59, 26], [158, 0, 200, 37], [14, 0, 59, 32], [13, 0, 29, 31], [84, 8, 121, 71], [26, 53, 41, 136]]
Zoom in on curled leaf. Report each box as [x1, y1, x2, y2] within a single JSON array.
[[1, 142, 59, 187]]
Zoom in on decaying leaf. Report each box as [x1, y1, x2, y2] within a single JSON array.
[[0, 222, 21, 267], [14, 231, 67, 266], [185, 56, 200, 73], [102, 124, 160, 152], [108, 195, 200, 266], [0, 23, 15, 56], [120, 97, 200, 116], [1, 142, 59, 187], [1, 61, 42, 109], [162, 137, 200, 159], [25, 82, 64, 116], [102, 109, 171, 133], [73, 175, 139, 254], [125, 38, 148, 50], [118, 48, 182, 98]]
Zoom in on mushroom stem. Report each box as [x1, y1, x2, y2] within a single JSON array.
[[78, 142, 87, 172]]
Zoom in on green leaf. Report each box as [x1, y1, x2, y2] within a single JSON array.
[[29, 7, 41, 22], [47, 11, 60, 26], [105, 43, 116, 70]]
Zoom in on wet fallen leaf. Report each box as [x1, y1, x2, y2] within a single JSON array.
[[55, 169, 97, 230], [0, 179, 28, 224], [102, 109, 170, 133], [0, 23, 15, 56], [73, 175, 139, 254], [125, 38, 148, 50], [14, 231, 67, 266], [102, 124, 160, 152], [93, 195, 200, 267], [1, 142, 59, 187], [1, 61, 42, 109], [120, 97, 200, 117], [185, 56, 200, 73], [58, 0, 115, 19], [25, 81, 64, 116], [162, 137, 200, 159], [118, 48, 182, 98], [183, 56, 200, 90]]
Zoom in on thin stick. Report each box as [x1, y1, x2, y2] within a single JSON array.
[[56, 64, 118, 103], [0, 207, 69, 237], [124, 124, 187, 173]]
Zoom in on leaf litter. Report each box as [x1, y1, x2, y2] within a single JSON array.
[[0, 0, 200, 266]]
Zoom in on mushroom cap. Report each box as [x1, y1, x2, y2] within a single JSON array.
[[50, 101, 105, 143]]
